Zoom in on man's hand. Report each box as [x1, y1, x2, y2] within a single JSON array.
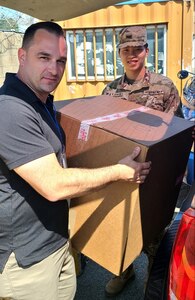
[[118, 146, 151, 183]]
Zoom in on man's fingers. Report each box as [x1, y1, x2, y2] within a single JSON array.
[[141, 164, 151, 173], [135, 174, 148, 183], [135, 162, 151, 183], [130, 146, 141, 160]]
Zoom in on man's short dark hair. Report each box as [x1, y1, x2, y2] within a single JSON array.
[[22, 21, 65, 49]]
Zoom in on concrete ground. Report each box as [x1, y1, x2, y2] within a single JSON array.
[[75, 253, 148, 300]]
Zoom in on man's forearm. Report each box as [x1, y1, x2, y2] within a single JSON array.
[[52, 165, 121, 201], [14, 149, 151, 202]]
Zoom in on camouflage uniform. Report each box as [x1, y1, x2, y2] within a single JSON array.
[[102, 68, 182, 116]]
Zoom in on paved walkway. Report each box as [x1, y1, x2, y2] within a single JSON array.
[[75, 253, 148, 300]]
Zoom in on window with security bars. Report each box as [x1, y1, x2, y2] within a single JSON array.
[[66, 24, 166, 81]]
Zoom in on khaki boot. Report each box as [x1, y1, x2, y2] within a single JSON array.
[[105, 264, 135, 297]]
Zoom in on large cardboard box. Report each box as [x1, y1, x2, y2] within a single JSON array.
[[56, 95, 193, 275]]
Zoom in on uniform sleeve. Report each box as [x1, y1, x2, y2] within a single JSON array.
[[102, 84, 111, 95], [102, 86, 107, 95], [164, 82, 183, 117], [0, 97, 54, 170]]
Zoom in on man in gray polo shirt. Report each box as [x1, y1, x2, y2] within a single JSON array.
[[0, 21, 151, 300]]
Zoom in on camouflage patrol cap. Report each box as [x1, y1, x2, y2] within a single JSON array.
[[118, 26, 147, 48]]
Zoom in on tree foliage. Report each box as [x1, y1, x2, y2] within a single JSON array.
[[0, 7, 37, 33]]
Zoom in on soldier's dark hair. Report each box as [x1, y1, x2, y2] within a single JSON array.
[[22, 21, 65, 49]]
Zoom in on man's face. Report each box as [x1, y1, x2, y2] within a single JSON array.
[[119, 46, 149, 73], [18, 29, 67, 101]]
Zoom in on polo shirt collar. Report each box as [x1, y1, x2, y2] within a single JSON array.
[[3, 73, 54, 105]]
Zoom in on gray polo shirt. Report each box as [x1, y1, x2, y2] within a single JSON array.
[[0, 73, 69, 272]]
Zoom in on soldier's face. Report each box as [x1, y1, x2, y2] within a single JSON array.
[[119, 46, 149, 72]]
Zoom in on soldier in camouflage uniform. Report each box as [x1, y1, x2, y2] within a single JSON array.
[[102, 26, 182, 116], [103, 26, 182, 297]]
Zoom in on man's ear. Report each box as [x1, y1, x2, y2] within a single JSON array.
[[18, 48, 26, 65]]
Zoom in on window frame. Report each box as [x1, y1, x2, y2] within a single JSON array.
[[66, 24, 167, 82]]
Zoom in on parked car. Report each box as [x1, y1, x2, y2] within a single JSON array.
[[144, 180, 195, 300]]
